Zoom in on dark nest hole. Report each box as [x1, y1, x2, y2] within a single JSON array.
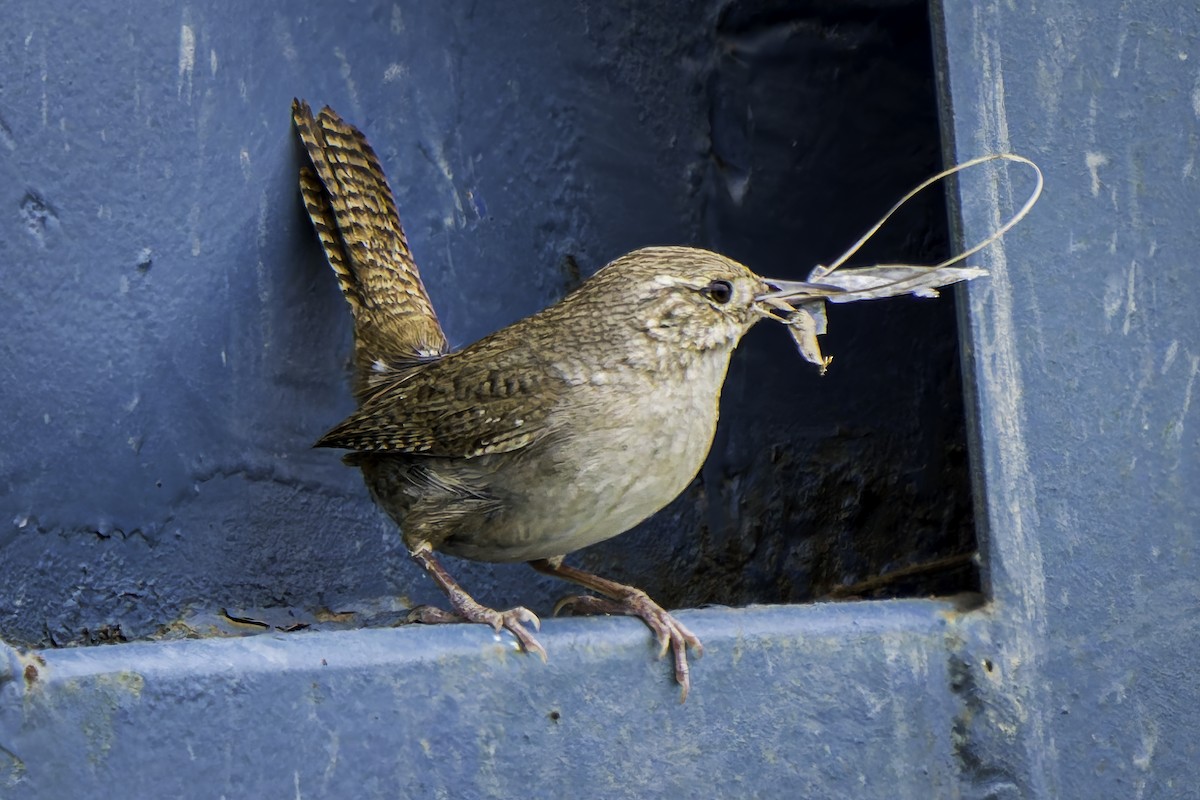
[[575, 0, 981, 608]]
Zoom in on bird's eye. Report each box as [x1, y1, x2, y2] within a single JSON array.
[[703, 279, 733, 305]]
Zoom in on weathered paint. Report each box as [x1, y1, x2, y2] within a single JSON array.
[[4, 0, 1192, 797], [0, 604, 962, 798], [0, 0, 969, 645], [937, 0, 1200, 795]]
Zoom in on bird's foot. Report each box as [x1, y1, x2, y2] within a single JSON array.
[[408, 544, 547, 661], [554, 590, 703, 701], [407, 602, 546, 662]]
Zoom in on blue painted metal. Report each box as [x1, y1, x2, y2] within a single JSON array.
[[0, 2, 976, 796], [0, 603, 961, 798], [3, 0, 1193, 797], [0, 0, 971, 652], [937, 0, 1200, 796]]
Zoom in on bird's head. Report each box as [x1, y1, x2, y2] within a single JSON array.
[[568, 246, 772, 353]]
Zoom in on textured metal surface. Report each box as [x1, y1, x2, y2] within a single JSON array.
[[0, 0, 1193, 797], [937, 0, 1200, 796], [0, 0, 971, 649], [0, 1, 1020, 797], [0, 603, 960, 799]]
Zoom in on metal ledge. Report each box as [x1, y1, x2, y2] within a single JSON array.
[[1, 601, 963, 799]]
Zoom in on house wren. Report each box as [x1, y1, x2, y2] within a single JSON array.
[[290, 100, 983, 700]]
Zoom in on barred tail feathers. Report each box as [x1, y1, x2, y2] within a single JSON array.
[[291, 99, 449, 393]]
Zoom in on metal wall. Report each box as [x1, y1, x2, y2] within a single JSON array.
[[0, 0, 968, 647], [3, 0, 1193, 797], [937, 1, 1200, 794]]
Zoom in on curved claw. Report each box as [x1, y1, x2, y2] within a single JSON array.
[[406, 603, 547, 662], [503, 605, 542, 632], [638, 604, 702, 702], [551, 590, 703, 701], [408, 547, 548, 662], [496, 607, 547, 663]]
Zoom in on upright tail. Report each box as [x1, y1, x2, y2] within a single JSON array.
[[292, 99, 449, 397]]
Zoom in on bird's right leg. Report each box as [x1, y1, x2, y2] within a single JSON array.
[[407, 542, 547, 661]]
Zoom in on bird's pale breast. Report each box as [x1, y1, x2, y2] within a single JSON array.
[[439, 347, 733, 562]]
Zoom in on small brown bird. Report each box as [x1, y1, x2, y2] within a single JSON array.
[[290, 100, 981, 700]]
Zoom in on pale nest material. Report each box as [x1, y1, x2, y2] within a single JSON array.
[[756, 152, 1043, 373], [757, 265, 989, 373]]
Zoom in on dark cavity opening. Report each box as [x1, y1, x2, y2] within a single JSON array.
[[574, 1, 980, 607]]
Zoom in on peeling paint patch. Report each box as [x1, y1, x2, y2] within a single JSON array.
[[1111, 25, 1127, 78], [334, 48, 360, 114], [38, 41, 48, 128], [0, 112, 16, 151], [1166, 354, 1200, 445], [1085, 152, 1109, 197], [188, 203, 202, 256], [1132, 710, 1158, 771], [422, 136, 464, 228], [1162, 340, 1179, 374], [384, 63, 407, 83], [15, 651, 46, 690], [1121, 260, 1138, 336], [178, 19, 196, 102]]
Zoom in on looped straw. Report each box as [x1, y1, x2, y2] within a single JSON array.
[[809, 153, 1043, 281]]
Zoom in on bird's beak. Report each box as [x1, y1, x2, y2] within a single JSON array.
[[755, 278, 844, 304]]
